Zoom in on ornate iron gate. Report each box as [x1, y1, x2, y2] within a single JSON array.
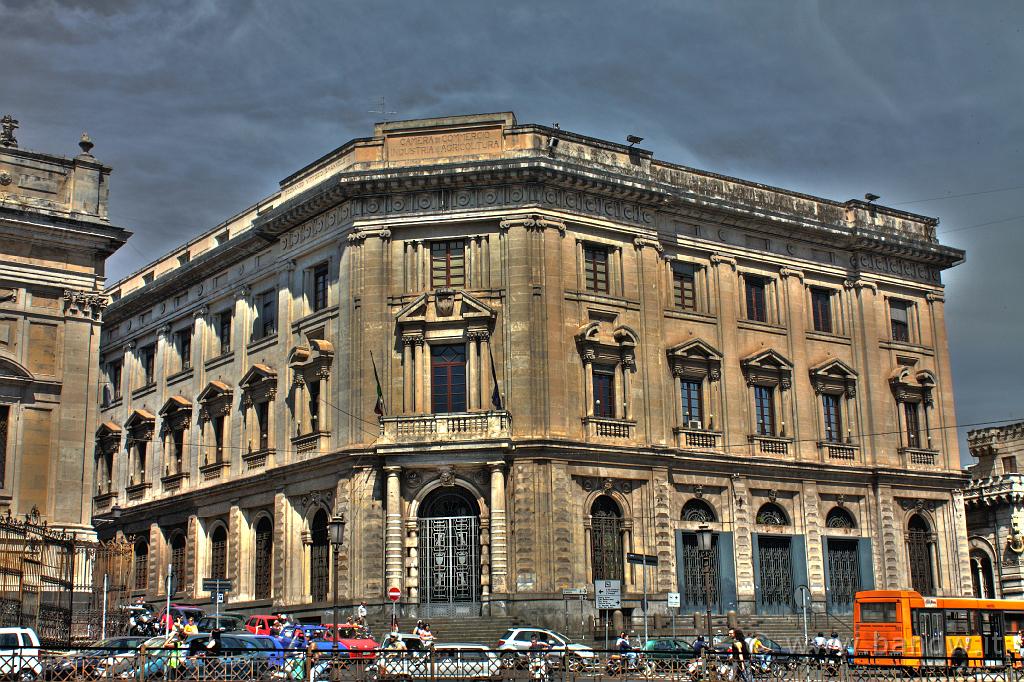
[[826, 539, 859, 615], [908, 527, 935, 595], [757, 536, 793, 615], [679, 534, 720, 613], [418, 516, 479, 614], [0, 511, 75, 645], [591, 513, 623, 582]]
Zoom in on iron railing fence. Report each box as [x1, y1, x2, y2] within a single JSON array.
[[4, 646, 1024, 682]]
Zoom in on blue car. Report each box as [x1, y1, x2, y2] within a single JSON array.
[[126, 633, 267, 680], [278, 625, 349, 657], [234, 634, 290, 668]]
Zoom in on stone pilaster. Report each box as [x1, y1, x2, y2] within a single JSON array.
[[227, 504, 246, 601], [334, 475, 352, 601], [876, 484, 901, 589], [550, 461, 573, 589], [731, 474, 755, 614], [511, 460, 537, 592], [653, 467, 674, 591], [185, 514, 200, 598], [951, 490, 972, 595], [384, 466, 403, 590], [489, 462, 508, 594], [802, 482, 827, 602]]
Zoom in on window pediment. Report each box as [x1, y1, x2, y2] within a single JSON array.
[[95, 421, 122, 455], [668, 338, 722, 380], [0, 356, 33, 383], [158, 396, 192, 434], [810, 358, 857, 396], [889, 366, 935, 404], [396, 289, 496, 326], [577, 322, 639, 368], [124, 409, 155, 441], [197, 381, 233, 422], [288, 342, 333, 383], [741, 348, 792, 387], [197, 380, 232, 403], [240, 364, 278, 405]]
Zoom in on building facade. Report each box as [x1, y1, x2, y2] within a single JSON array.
[[965, 422, 1024, 599], [0, 117, 129, 535], [95, 113, 969, 622]]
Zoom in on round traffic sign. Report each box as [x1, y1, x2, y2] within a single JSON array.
[[387, 586, 401, 602]]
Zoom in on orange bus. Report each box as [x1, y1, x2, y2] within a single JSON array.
[[854, 589, 1024, 668]]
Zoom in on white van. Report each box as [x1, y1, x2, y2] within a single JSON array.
[[0, 627, 41, 681]]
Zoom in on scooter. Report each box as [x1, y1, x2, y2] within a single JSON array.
[[529, 651, 551, 682], [606, 652, 655, 677]]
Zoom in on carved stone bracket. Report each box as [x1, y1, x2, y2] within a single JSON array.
[[438, 466, 456, 487], [779, 267, 805, 281], [301, 489, 334, 511], [633, 237, 664, 253], [498, 213, 566, 236], [897, 498, 937, 513], [926, 291, 945, 303], [710, 253, 737, 270], [63, 289, 108, 320]]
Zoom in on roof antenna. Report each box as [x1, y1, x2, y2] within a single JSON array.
[[369, 97, 397, 117]]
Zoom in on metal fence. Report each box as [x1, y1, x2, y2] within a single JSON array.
[[7, 646, 1024, 682]]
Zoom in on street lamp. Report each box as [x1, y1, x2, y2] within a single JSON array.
[[696, 524, 714, 647], [328, 514, 346, 682]]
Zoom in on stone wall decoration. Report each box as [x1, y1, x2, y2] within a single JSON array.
[[435, 288, 456, 317], [898, 498, 937, 513], [405, 470, 422, 489], [301, 489, 334, 511], [580, 477, 632, 495], [438, 466, 456, 487]]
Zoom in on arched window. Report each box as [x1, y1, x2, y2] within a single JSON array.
[[134, 540, 149, 591], [755, 503, 789, 526], [971, 550, 996, 599], [825, 507, 856, 529], [254, 517, 273, 601], [907, 514, 936, 595], [309, 509, 329, 602], [590, 496, 623, 582], [210, 526, 227, 580], [170, 534, 186, 594], [682, 499, 716, 523]]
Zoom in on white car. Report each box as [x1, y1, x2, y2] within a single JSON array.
[[496, 628, 596, 670], [0, 627, 41, 681], [374, 643, 501, 680]]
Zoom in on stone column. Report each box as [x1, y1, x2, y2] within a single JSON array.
[[583, 351, 594, 415], [384, 466, 404, 590], [467, 335, 479, 410], [489, 462, 508, 594], [227, 505, 247, 601], [402, 338, 415, 414], [405, 519, 419, 602], [186, 514, 201, 599], [414, 339, 425, 413], [480, 333, 492, 409]]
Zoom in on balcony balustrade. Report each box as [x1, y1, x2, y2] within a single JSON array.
[[379, 411, 512, 443]]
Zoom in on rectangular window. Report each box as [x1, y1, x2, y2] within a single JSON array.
[[1004, 456, 1018, 474], [584, 244, 610, 294], [755, 385, 775, 436], [254, 291, 276, 340], [256, 401, 269, 451], [890, 299, 911, 342], [213, 415, 226, 462], [592, 366, 616, 418], [745, 276, 767, 322], [109, 360, 122, 401], [904, 402, 921, 448], [680, 379, 703, 427], [822, 394, 842, 442], [431, 344, 467, 413], [811, 287, 833, 333], [308, 380, 321, 432], [673, 263, 697, 310], [430, 240, 466, 288], [175, 329, 192, 371], [312, 263, 329, 312], [141, 344, 156, 385], [172, 429, 184, 473], [217, 310, 232, 355], [860, 602, 897, 623]]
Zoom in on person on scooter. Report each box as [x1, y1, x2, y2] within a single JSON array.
[[528, 635, 550, 681], [812, 632, 827, 667], [825, 632, 844, 670], [692, 635, 707, 658], [728, 628, 752, 682], [616, 631, 638, 669]]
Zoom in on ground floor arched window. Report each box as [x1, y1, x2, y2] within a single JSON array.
[[210, 526, 227, 580], [309, 509, 329, 602], [971, 550, 996, 599], [418, 486, 481, 607], [254, 517, 273, 600], [133, 540, 148, 591], [907, 514, 936, 595], [590, 495, 623, 582], [170, 534, 186, 595]]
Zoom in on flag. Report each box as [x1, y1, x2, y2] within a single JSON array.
[[489, 345, 503, 410], [370, 351, 386, 416]]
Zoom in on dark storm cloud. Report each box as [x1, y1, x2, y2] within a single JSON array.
[[2, 0, 1021, 464]]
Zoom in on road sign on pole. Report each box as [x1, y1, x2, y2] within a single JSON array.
[[387, 586, 401, 602], [667, 592, 680, 608], [626, 553, 658, 566], [594, 579, 621, 610]]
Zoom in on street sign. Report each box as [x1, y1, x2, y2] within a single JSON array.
[[216, 593, 224, 604], [387, 586, 401, 602], [202, 578, 233, 593], [626, 553, 658, 566], [594, 579, 621, 610], [562, 588, 587, 597], [667, 592, 681, 608]]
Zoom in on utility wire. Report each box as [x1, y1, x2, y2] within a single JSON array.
[[938, 214, 1024, 236], [895, 184, 1024, 206]]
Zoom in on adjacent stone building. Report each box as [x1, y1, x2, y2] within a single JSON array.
[[965, 422, 1024, 599], [0, 116, 129, 535], [95, 112, 969, 622]]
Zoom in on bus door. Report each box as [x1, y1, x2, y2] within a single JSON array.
[[981, 611, 1004, 665], [915, 610, 946, 665]]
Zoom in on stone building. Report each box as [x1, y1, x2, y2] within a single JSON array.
[[965, 422, 1024, 599], [0, 116, 129, 536], [95, 112, 969, 622]]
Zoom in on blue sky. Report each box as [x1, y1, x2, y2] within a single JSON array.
[[3, 0, 1021, 464]]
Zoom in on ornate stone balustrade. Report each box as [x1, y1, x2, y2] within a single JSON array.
[[242, 447, 274, 471], [583, 416, 636, 440], [291, 432, 329, 456], [818, 441, 859, 462], [125, 480, 151, 501], [673, 427, 721, 450], [749, 435, 792, 457], [198, 461, 228, 481], [900, 447, 940, 467], [379, 411, 512, 443], [161, 471, 189, 490]]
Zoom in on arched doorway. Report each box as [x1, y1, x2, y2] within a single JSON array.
[[907, 514, 936, 595], [418, 486, 480, 611], [310, 509, 329, 602], [971, 550, 996, 599], [590, 495, 624, 582]]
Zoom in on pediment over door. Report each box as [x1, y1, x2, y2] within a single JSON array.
[[396, 289, 496, 328]]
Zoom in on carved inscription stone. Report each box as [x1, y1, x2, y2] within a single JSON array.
[[386, 128, 502, 162]]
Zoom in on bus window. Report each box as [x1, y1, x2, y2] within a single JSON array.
[[945, 610, 970, 636], [1004, 612, 1024, 633], [862, 602, 898, 623]]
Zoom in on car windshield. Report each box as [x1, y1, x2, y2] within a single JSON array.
[[249, 639, 275, 650]]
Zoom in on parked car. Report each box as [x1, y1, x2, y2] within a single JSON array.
[[43, 636, 146, 679], [233, 634, 290, 669], [197, 613, 247, 633], [0, 627, 41, 682], [374, 644, 501, 680], [122, 633, 265, 680], [324, 623, 378, 661], [496, 627, 595, 670], [278, 625, 349, 656], [155, 605, 205, 631], [245, 615, 278, 636], [643, 637, 696, 669], [746, 634, 798, 669]]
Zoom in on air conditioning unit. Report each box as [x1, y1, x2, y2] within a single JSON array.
[[688, 419, 702, 430]]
